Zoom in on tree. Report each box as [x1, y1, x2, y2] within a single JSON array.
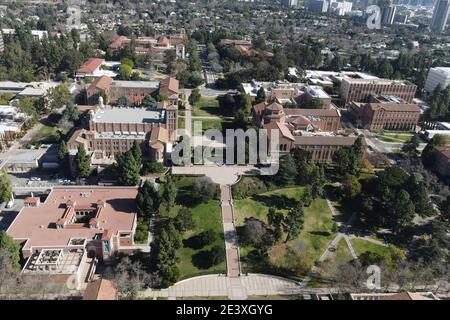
[[193, 176, 216, 202], [153, 219, 182, 286], [74, 145, 90, 179], [47, 84, 71, 111], [334, 136, 364, 175], [310, 165, 326, 198], [402, 136, 421, 158], [255, 87, 266, 104], [130, 141, 142, 166], [111, 257, 151, 300], [136, 181, 159, 218], [276, 154, 297, 186], [405, 175, 433, 217], [116, 152, 140, 186], [389, 190, 415, 233], [119, 63, 132, 80], [174, 207, 195, 232], [422, 134, 448, 168], [240, 217, 273, 250], [188, 88, 201, 105], [58, 140, 70, 176], [162, 176, 177, 211], [283, 202, 304, 242], [141, 94, 157, 109], [208, 246, 225, 266], [0, 231, 20, 271], [0, 169, 12, 204], [342, 174, 362, 199], [116, 96, 132, 108], [267, 207, 284, 242], [302, 185, 313, 207]]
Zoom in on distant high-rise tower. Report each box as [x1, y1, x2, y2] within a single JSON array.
[[379, 0, 396, 25], [0, 31, 4, 54], [430, 0, 450, 32], [282, 0, 299, 7]]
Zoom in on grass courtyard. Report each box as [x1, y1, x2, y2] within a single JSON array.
[[234, 186, 337, 280], [192, 118, 234, 133], [29, 124, 61, 145], [192, 97, 221, 117], [171, 177, 226, 280]]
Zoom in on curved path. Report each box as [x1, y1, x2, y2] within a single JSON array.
[[139, 274, 325, 300]]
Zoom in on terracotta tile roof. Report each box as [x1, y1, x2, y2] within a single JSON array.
[[157, 36, 170, 46], [83, 279, 117, 300], [266, 102, 283, 112], [252, 102, 267, 114], [382, 292, 432, 301], [88, 75, 113, 92], [150, 126, 169, 150], [7, 187, 138, 251], [436, 146, 450, 159], [263, 121, 295, 141], [109, 36, 128, 50], [294, 135, 360, 146], [368, 102, 421, 112], [77, 58, 104, 74], [159, 77, 179, 96], [284, 108, 340, 117]]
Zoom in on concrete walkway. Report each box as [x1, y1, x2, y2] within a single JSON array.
[[139, 274, 320, 299], [183, 89, 192, 137], [220, 185, 240, 279], [172, 165, 260, 185]]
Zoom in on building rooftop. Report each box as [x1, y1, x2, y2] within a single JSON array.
[[7, 186, 138, 251], [111, 80, 160, 89], [342, 77, 415, 86], [77, 58, 105, 74], [83, 279, 117, 300], [294, 135, 359, 146], [93, 107, 165, 124]]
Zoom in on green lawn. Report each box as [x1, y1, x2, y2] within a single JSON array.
[[178, 116, 185, 130], [176, 200, 226, 279], [192, 118, 234, 133], [317, 238, 353, 283], [30, 125, 61, 144], [234, 186, 337, 279], [376, 133, 413, 143], [171, 176, 226, 280], [352, 239, 390, 257], [192, 97, 220, 117]]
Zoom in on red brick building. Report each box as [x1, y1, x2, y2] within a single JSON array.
[[349, 96, 421, 131]]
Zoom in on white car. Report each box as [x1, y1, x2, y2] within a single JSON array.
[[30, 177, 41, 181]]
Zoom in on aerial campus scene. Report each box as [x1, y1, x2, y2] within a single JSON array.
[[0, 0, 448, 309]]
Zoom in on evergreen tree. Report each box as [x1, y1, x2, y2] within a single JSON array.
[[389, 190, 415, 234], [255, 87, 266, 104], [0, 169, 12, 204], [275, 154, 297, 186], [131, 141, 142, 166], [116, 151, 140, 186], [74, 145, 90, 179], [310, 166, 326, 199], [141, 94, 157, 109], [267, 207, 283, 242], [162, 176, 177, 212], [402, 135, 421, 158], [0, 231, 20, 271], [283, 202, 305, 242], [58, 140, 70, 176]]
